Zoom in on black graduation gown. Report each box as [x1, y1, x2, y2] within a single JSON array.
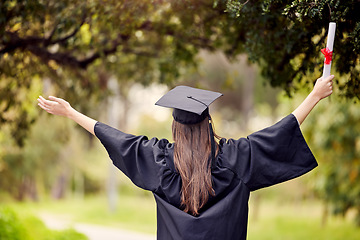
[[94, 114, 317, 240]]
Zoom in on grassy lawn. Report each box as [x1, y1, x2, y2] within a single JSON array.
[[8, 193, 157, 234], [247, 200, 360, 240], [6, 193, 360, 239]]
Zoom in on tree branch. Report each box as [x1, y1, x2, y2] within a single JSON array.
[[0, 31, 44, 54], [27, 45, 84, 68], [78, 33, 130, 68], [44, 23, 59, 45], [25, 32, 129, 69], [1, 17, 215, 70], [47, 16, 87, 46], [121, 47, 159, 58], [1, 15, 87, 54]]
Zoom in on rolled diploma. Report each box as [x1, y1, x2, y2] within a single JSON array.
[[322, 22, 336, 79]]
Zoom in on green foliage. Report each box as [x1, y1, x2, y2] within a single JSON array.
[[0, 207, 87, 240], [0, 114, 72, 200], [178, 52, 280, 132], [224, 0, 360, 98], [2, 0, 359, 146], [0, 0, 233, 145], [1, 0, 359, 228], [302, 98, 360, 226], [0, 207, 27, 240], [0, 113, 106, 201]]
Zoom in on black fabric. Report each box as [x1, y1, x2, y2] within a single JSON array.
[[172, 108, 209, 125], [94, 114, 317, 240]]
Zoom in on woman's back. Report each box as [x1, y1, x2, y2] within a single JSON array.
[[38, 77, 334, 239], [94, 114, 317, 240]]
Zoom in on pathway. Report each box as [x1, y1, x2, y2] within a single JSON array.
[[39, 213, 156, 240]]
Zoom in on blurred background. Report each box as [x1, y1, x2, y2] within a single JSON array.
[[1, 0, 360, 239]]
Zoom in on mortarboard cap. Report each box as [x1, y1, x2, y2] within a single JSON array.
[[156, 85, 222, 168], [155, 86, 223, 124]]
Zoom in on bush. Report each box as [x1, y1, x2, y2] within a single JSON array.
[[0, 207, 27, 240], [0, 207, 87, 240]]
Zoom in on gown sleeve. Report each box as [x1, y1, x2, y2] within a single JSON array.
[[229, 114, 318, 191], [94, 122, 165, 191]]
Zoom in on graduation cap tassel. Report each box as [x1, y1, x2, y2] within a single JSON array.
[[209, 116, 216, 169]]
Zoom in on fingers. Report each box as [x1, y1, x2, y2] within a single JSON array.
[[326, 76, 334, 96], [324, 75, 335, 81], [49, 96, 63, 103], [319, 75, 334, 87], [37, 96, 70, 117], [326, 76, 334, 90], [38, 96, 65, 107], [49, 96, 70, 107], [317, 75, 334, 83], [37, 96, 51, 112], [313, 75, 335, 100], [38, 96, 54, 107], [37, 96, 58, 113], [38, 102, 51, 112]]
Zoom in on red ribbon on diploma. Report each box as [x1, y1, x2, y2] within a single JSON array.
[[321, 47, 333, 64]]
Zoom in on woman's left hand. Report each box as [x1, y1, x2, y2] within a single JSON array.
[[311, 75, 334, 101]]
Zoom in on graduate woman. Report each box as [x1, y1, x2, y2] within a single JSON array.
[[38, 75, 334, 240]]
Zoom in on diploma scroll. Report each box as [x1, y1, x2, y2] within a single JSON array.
[[322, 22, 336, 79]]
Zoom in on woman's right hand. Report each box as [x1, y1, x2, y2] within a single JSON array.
[[37, 96, 97, 135], [311, 75, 334, 101], [37, 96, 73, 118]]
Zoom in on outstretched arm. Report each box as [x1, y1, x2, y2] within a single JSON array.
[[292, 75, 334, 125], [37, 96, 97, 135]]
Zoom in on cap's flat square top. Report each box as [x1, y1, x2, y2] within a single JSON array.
[[155, 86, 223, 115]]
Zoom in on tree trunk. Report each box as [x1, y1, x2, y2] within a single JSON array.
[[250, 192, 261, 222], [241, 60, 256, 128], [51, 172, 68, 199], [16, 176, 27, 201], [106, 78, 131, 212], [321, 202, 329, 227], [106, 77, 121, 212], [28, 177, 38, 201]]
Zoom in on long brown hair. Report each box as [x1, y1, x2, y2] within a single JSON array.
[[172, 116, 219, 216]]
